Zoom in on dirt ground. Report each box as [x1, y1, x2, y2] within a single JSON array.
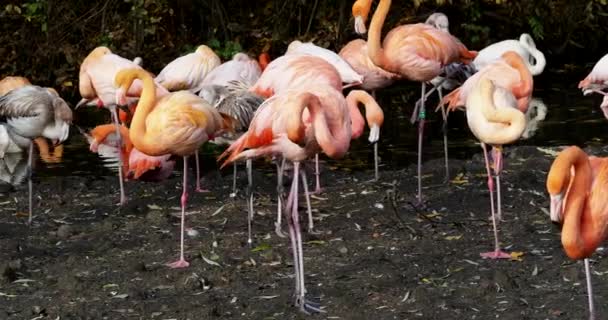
[[0, 144, 605, 320]]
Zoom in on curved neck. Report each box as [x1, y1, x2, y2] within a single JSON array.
[[367, 0, 390, 70], [346, 90, 384, 140], [292, 92, 351, 159], [520, 39, 546, 76], [125, 70, 162, 155], [505, 56, 533, 103], [92, 124, 133, 153], [556, 147, 601, 259]]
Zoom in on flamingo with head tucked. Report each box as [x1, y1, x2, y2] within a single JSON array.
[[547, 145, 608, 320], [473, 33, 546, 76], [155, 45, 221, 93], [115, 68, 233, 268], [465, 78, 526, 259], [353, 0, 477, 205], [219, 84, 351, 314]]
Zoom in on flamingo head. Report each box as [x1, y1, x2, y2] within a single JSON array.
[[352, 0, 372, 34]]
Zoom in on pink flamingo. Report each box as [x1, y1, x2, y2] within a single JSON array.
[[219, 84, 351, 314], [201, 52, 262, 88], [354, 0, 477, 204], [578, 53, 608, 119], [77, 46, 169, 205], [155, 44, 221, 93]]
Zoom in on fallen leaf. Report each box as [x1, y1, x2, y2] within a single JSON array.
[[510, 251, 525, 261], [444, 235, 462, 241]]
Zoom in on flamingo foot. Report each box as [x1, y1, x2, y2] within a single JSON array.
[[166, 259, 190, 268], [311, 187, 323, 195], [117, 196, 128, 206], [480, 250, 511, 259], [295, 296, 325, 315], [307, 227, 322, 235], [275, 222, 288, 238], [195, 187, 210, 193]]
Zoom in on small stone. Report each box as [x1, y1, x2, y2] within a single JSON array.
[[338, 247, 348, 254]]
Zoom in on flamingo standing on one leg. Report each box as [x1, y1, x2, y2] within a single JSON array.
[[155, 44, 221, 93], [546, 145, 608, 320], [0, 85, 72, 224], [578, 53, 608, 119], [354, 0, 477, 204], [219, 84, 351, 314], [114, 68, 233, 268], [464, 78, 526, 259], [77, 46, 168, 205]]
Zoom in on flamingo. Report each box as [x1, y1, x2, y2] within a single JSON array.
[[258, 53, 271, 71], [285, 40, 364, 88], [33, 138, 64, 164], [578, 53, 608, 119], [219, 84, 351, 314], [440, 51, 533, 113], [114, 68, 233, 268], [473, 33, 546, 76], [77, 46, 169, 205], [465, 78, 526, 259], [0, 85, 72, 224], [0, 76, 32, 95], [354, 0, 477, 204], [546, 145, 608, 320], [201, 52, 262, 88], [155, 44, 221, 92], [80, 124, 175, 181]]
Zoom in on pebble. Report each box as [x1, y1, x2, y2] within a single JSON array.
[[56, 225, 72, 239]]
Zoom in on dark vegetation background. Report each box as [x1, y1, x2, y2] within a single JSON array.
[[1, 0, 606, 100]]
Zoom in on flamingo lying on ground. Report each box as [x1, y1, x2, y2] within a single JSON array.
[[354, 0, 477, 205], [155, 44, 221, 93], [77, 46, 169, 205], [219, 84, 351, 314], [0, 85, 72, 224], [473, 33, 546, 76], [114, 68, 233, 268], [578, 53, 608, 119], [464, 78, 526, 259], [547, 145, 608, 320]]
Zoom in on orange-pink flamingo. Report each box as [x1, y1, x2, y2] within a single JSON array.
[[547, 146, 608, 320]]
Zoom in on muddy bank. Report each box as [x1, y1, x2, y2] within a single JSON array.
[[0, 144, 606, 320]]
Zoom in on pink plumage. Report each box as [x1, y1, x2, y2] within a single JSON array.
[[339, 39, 400, 91]]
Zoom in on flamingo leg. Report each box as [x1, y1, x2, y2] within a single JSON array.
[[492, 146, 504, 221], [231, 162, 237, 196], [27, 142, 34, 225], [167, 156, 190, 268], [313, 153, 322, 194], [300, 168, 319, 235], [286, 161, 324, 314], [416, 83, 427, 205], [275, 157, 287, 238], [584, 258, 596, 320], [480, 143, 510, 259], [109, 105, 127, 205], [246, 158, 254, 246], [195, 152, 209, 192], [438, 87, 450, 183], [373, 142, 379, 181]]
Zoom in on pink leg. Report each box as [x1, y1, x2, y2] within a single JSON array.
[[275, 157, 288, 238], [480, 143, 510, 259], [109, 105, 127, 205], [167, 156, 190, 268], [438, 87, 450, 183], [313, 154, 322, 194], [492, 146, 504, 221], [584, 258, 596, 320], [246, 158, 254, 246], [416, 83, 426, 205], [27, 142, 34, 225], [300, 169, 319, 235], [195, 152, 210, 193]]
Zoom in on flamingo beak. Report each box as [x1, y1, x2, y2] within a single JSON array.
[[354, 15, 366, 35], [75, 98, 89, 109], [549, 193, 564, 223]]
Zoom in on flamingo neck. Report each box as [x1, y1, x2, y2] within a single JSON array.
[[367, 0, 390, 70], [555, 147, 601, 259], [519, 36, 546, 76], [128, 70, 163, 155], [345, 90, 384, 140]]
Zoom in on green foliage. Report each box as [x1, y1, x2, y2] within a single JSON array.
[[208, 39, 243, 60]]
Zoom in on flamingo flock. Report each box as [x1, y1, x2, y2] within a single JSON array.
[[2, 0, 608, 317]]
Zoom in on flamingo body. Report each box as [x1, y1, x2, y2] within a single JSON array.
[[339, 39, 399, 91], [155, 45, 221, 93], [201, 52, 261, 88], [473, 34, 546, 76]]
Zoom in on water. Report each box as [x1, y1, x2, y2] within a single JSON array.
[[2, 75, 607, 186]]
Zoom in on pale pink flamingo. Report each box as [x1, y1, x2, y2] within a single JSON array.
[[201, 52, 262, 88], [219, 84, 351, 314], [547, 146, 608, 320], [465, 78, 526, 259], [77, 46, 169, 205], [473, 34, 546, 76], [0, 85, 72, 224], [355, 0, 477, 204], [578, 53, 608, 119], [155, 44, 221, 92], [285, 40, 364, 88], [115, 68, 233, 268]]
